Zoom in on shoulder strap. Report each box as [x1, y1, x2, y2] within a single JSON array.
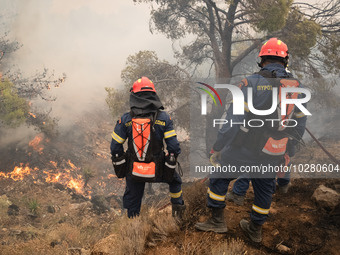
[[152, 110, 159, 132], [256, 70, 277, 79], [255, 69, 296, 88], [256, 69, 294, 79], [255, 70, 281, 88], [151, 110, 163, 155]]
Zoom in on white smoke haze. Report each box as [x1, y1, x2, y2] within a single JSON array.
[[304, 82, 340, 141], [1, 0, 338, 146], [1, 0, 175, 129]]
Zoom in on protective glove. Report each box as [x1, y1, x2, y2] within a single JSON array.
[[278, 153, 290, 178], [209, 149, 221, 167]]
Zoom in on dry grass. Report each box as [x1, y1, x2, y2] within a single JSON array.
[[181, 230, 214, 255], [114, 215, 150, 255], [147, 211, 179, 246], [211, 238, 246, 255], [0, 178, 246, 255], [0, 239, 67, 255], [47, 223, 82, 247], [182, 181, 210, 227], [0, 181, 119, 255], [105, 209, 179, 255], [0, 195, 11, 225]]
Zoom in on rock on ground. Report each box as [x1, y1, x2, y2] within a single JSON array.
[[312, 185, 340, 210]]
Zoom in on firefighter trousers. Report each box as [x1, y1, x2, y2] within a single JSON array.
[[232, 172, 290, 196], [207, 159, 278, 225], [123, 172, 183, 218], [208, 177, 276, 225]]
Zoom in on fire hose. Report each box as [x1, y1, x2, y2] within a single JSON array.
[[305, 127, 340, 165], [157, 127, 339, 211]]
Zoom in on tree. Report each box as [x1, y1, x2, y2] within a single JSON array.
[[0, 80, 28, 127], [134, 0, 340, 153], [134, 0, 339, 81], [106, 50, 191, 131], [0, 33, 66, 136]]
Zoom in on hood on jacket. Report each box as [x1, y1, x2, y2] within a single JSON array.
[[129, 91, 164, 117], [261, 63, 290, 78]]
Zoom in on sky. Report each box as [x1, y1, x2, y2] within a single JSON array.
[[1, 0, 175, 125]]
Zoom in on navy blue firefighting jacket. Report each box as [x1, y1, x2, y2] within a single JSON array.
[[213, 63, 307, 163], [110, 111, 181, 157]]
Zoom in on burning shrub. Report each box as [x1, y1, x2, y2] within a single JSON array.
[[82, 166, 95, 188]]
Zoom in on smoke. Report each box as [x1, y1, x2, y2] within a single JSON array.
[[0, 0, 179, 152], [304, 82, 340, 141], [1, 0, 338, 147], [1, 0, 175, 128]]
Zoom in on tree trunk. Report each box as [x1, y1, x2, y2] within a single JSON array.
[[204, 57, 232, 155]]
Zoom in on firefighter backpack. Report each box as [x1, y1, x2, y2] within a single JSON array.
[[128, 112, 163, 182], [232, 70, 301, 158]]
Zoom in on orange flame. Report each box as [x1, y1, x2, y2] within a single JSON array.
[[0, 164, 38, 181], [50, 161, 58, 168], [28, 112, 36, 118], [0, 155, 120, 200], [42, 160, 86, 195], [29, 134, 44, 154], [107, 174, 116, 179], [67, 160, 76, 169]]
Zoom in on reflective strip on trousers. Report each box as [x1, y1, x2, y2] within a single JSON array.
[[208, 188, 226, 201], [170, 190, 182, 198], [252, 204, 270, 214]]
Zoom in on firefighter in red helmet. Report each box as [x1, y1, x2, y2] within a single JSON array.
[[110, 77, 185, 219], [195, 38, 307, 242], [258, 37, 289, 67]]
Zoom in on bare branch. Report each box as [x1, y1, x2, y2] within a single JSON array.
[[231, 39, 262, 70]]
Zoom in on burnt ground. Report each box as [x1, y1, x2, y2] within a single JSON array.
[[145, 140, 340, 255]]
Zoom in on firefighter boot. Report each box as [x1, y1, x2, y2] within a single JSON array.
[[172, 203, 186, 220], [226, 191, 245, 205], [278, 183, 290, 194], [239, 219, 262, 243], [195, 208, 228, 233]]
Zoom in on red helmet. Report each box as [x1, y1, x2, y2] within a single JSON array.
[[258, 38, 288, 58], [131, 77, 156, 93]]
